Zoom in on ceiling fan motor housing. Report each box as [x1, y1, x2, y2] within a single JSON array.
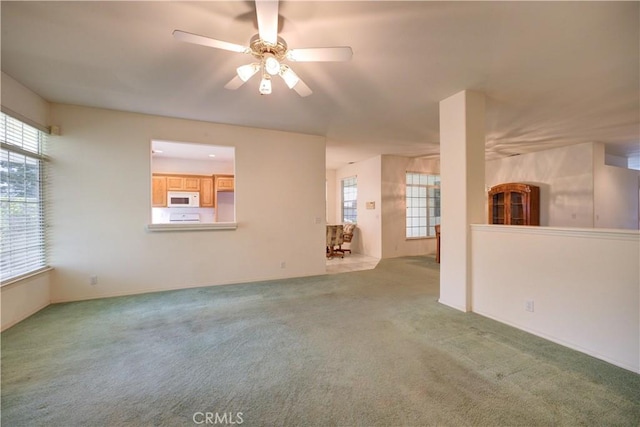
[[249, 34, 289, 61]]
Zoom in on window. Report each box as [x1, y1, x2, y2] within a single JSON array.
[[0, 112, 48, 282], [341, 176, 357, 223], [406, 172, 440, 238]]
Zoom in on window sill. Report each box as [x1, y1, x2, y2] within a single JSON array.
[[1, 266, 53, 288], [406, 236, 436, 240], [146, 222, 238, 232]]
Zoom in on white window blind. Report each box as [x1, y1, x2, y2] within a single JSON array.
[[0, 112, 48, 283]]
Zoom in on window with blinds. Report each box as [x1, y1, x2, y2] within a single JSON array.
[[0, 112, 48, 283], [406, 172, 440, 238]]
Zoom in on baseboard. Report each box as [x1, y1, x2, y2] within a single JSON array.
[[50, 270, 326, 304], [473, 309, 640, 374], [438, 298, 469, 313], [1, 301, 51, 332]]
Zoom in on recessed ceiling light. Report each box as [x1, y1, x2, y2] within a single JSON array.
[[208, 154, 216, 158], [152, 150, 163, 154]]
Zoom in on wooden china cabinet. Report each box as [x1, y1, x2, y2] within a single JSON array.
[[488, 183, 540, 226]]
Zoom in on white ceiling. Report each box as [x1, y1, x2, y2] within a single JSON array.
[[1, 1, 638, 169], [152, 140, 235, 162]]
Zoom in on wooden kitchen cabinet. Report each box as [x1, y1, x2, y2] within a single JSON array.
[[184, 177, 200, 191], [488, 183, 540, 225], [152, 176, 167, 207], [166, 176, 183, 191], [166, 175, 201, 191], [153, 174, 213, 207], [216, 175, 235, 192], [200, 177, 215, 207]]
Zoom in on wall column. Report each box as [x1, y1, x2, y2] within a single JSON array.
[[439, 90, 485, 312]]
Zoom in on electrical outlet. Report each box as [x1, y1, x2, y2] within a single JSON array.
[[90, 275, 98, 286], [280, 261, 286, 269], [525, 300, 534, 312]]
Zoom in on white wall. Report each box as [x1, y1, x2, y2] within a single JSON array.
[[486, 142, 596, 227], [335, 156, 382, 257], [605, 153, 629, 168], [439, 90, 486, 312], [1, 72, 50, 129], [152, 157, 233, 175], [325, 169, 337, 225], [1, 271, 51, 331], [486, 142, 639, 229], [1, 72, 52, 330], [47, 104, 327, 302], [594, 143, 640, 229], [331, 154, 443, 259], [594, 164, 640, 229], [380, 155, 440, 258], [471, 225, 640, 373]]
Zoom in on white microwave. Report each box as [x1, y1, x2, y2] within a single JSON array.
[[167, 191, 200, 207]]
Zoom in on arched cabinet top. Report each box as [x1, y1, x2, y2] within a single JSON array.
[[488, 182, 539, 196]]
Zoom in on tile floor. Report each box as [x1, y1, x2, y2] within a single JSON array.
[[325, 252, 380, 274]]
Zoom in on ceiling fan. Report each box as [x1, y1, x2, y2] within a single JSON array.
[[173, 0, 352, 97]]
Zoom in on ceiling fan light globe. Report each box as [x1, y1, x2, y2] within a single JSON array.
[[259, 75, 272, 95], [264, 55, 280, 76], [280, 66, 300, 89], [237, 63, 260, 82]]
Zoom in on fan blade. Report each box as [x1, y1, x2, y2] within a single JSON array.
[[287, 47, 353, 62], [173, 30, 248, 53], [255, 0, 279, 45], [224, 76, 246, 90], [293, 78, 312, 97]]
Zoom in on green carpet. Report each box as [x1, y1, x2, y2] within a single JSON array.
[[2, 256, 639, 426]]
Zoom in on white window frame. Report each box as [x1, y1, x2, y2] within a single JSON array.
[[406, 172, 440, 239], [341, 176, 357, 224], [0, 111, 49, 284]]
